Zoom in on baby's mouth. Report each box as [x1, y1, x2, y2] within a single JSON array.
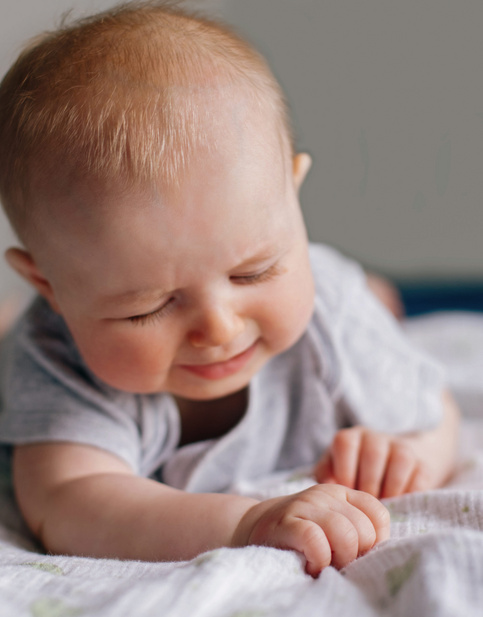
[[178, 341, 258, 380]]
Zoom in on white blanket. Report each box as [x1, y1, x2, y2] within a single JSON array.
[[1, 311, 483, 616]]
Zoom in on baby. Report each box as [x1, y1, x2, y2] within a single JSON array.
[[0, 2, 459, 576]]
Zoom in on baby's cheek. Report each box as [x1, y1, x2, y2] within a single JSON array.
[[262, 284, 314, 353], [72, 326, 174, 393]]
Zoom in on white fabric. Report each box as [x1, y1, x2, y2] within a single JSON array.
[[0, 311, 482, 615]]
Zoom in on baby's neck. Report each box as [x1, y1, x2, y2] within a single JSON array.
[[174, 388, 248, 446]]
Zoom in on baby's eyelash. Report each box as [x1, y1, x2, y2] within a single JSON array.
[[127, 265, 281, 325], [128, 298, 176, 325], [231, 264, 281, 285]]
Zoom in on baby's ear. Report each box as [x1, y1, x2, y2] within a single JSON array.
[[292, 153, 312, 193], [5, 248, 60, 313]]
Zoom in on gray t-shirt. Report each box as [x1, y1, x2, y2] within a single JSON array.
[[0, 244, 444, 493]]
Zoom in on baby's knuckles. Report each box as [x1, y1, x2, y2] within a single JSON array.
[[232, 484, 356, 549], [235, 491, 321, 546], [331, 513, 360, 553]]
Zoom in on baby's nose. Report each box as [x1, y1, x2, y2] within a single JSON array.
[[188, 303, 244, 348]]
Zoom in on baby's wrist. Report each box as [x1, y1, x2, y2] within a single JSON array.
[[230, 495, 290, 549], [230, 498, 271, 549]]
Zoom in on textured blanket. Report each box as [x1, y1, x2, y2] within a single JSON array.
[[1, 311, 482, 617]]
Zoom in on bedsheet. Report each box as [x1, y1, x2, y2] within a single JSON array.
[[0, 311, 483, 617]]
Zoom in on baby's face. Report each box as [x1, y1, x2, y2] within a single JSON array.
[[30, 106, 315, 400]]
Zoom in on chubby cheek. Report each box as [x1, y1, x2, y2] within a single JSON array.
[[67, 322, 176, 393], [261, 269, 315, 355]]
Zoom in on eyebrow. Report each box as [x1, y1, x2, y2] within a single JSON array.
[[100, 245, 282, 307]]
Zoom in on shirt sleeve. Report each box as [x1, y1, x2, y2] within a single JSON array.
[[309, 244, 445, 433], [0, 297, 179, 475]]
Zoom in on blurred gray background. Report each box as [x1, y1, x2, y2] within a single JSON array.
[[0, 0, 482, 303]]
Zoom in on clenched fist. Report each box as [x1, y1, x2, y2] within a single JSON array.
[[232, 483, 390, 577]]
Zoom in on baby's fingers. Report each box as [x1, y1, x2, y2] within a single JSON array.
[[357, 431, 391, 496], [287, 491, 386, 575], [381, 442, 418, 498], [283, 513, 360, 576], [313, 452, 337, 484], [405, 463, 433, 494], [327, 428, 364, 488], [345, 488, 391, 544], [319, 510, 363, 570], [277, 518, 332, 577]]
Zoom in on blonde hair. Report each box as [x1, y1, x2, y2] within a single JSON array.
[[0, 1, 292, 243]]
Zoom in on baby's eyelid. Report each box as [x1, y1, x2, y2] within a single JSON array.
[[230, 263, 280, 284], [125, 262, 281, 323], [127, 296, 175, 324]]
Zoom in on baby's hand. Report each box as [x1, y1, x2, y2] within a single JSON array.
[[314, 427, 432, 498], [231, 484, 389, 577]]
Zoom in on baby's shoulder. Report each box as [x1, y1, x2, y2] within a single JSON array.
[[2, 296, 72, 359], [0, 296, 96, 392]]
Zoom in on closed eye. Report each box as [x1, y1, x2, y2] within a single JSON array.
[[230, 263, 282, 285], [128, 297, 176, 325], [127, 263, 282, 325]]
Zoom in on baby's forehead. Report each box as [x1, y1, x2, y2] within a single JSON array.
[[31, 142, 295, 294], [34, 101, 289, 231]]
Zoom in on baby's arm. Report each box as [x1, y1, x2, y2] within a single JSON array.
[[13, 443, 389, 576], [315, 390, 460, 498]]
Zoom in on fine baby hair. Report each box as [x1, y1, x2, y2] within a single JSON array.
[[0, 0, 291, 246]]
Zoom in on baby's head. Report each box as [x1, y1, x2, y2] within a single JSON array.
[[0, 1, 315, 400], [0, 1, 294, 244]]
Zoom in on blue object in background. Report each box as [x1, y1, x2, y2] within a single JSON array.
[[397, 282, 483, 317]]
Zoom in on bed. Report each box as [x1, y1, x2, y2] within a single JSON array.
[[1, 304, 483, 616]]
